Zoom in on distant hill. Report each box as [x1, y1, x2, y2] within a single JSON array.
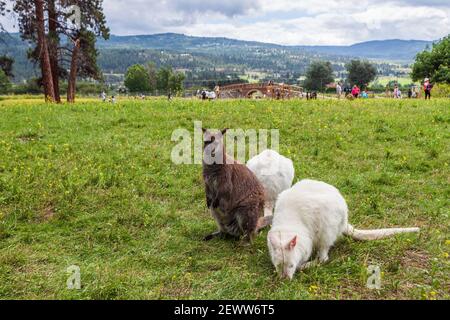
[[296, 39, 432, 61], [96, 33, 432, 61], [96, 33, 277, 50], [0, 32, 433, 83]]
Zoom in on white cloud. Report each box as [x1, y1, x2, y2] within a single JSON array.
[[1, 0, 449, 45], [101, 0, 449, 45]]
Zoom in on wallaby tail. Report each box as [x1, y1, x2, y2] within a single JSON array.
[[256, 215, 273, 232], [344, 224, 419, 241]]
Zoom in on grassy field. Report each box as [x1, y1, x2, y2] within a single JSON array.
[[0, 97, 448, 300], [372, 76, 415, 86]]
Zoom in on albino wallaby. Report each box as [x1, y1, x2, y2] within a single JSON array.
[[202, 128, 271, 243], [247, 149, 295, 216], [268, 179, 420, 279]]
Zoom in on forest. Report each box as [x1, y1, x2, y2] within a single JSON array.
[[1, 32, 411, 88]]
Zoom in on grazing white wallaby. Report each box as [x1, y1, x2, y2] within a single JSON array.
[[268, 179, 420, 280], [247, 149, 295, 217]]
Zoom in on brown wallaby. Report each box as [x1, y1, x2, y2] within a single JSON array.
[[202, 128, 272, 243]]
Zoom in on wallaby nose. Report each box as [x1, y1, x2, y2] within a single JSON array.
[[280, 271, 294, 280], [279, 272, 288, 279]]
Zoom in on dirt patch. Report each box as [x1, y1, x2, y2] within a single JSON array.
[[335, 277, 415, 300], [335, 278, 385, 300], [401, 249, 430, 270], [16, 132, 43, 143], [158, 281, 192, 299], [42, 204, 56, 221]]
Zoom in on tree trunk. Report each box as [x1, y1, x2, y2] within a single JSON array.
[[35, 0, 55, 102], [67, 39, 80, 103], [47, 0, 60, 103]]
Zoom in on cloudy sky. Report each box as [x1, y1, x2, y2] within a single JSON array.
[[1, 0, 449, 45]]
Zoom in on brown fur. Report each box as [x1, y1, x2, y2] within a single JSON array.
[[202, 128, 270, 243]]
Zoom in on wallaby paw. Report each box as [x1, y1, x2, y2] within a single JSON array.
[[239, 233, 255, 246], [239, 240, 253, 247], [203, 231, 222, 241], [203, 234, 214, 241]]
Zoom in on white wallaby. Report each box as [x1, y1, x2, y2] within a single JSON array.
[[267, 179, 420, 280], [247, 149, 295, 217]]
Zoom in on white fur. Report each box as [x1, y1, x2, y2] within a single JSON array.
[[268, 179, 420, 280], [247, 150, 294, 216]]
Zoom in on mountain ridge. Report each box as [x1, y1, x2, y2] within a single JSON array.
[[2, 31, 432, 60], [96, 32, 432, 60], [0, 32, 433, 82], [105, 32, 431, 46]]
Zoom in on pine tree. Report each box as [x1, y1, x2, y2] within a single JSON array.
[[35, 0, 56, 101], [12, 0, 109, 102], [0, 56, 14, 78], [63, 0, 109, 102]]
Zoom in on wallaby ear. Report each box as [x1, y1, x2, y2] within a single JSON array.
[[288, 236, 297, 250], [221, 128, 228, 136]]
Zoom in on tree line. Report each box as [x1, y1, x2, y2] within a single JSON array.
[[0, 55, 13, 93], [411, 35, 449, 84], [0, 0, 109, 102], [303, 59, 377, 91], [124, 63, 185, 94], [303, 35, 449, 92]]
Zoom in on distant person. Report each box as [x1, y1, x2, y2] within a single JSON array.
[[361, 90, 369, 99], [351, 85, 360, 98], [423, 78, 433, 100], [344, 86, 351, 97], [101, 91, 106, 102], [214, 86, 220, 99], [408, 88, 412, 99], [111, 95, 116, 104], [307, 91, 317, 100], [168, 90, 172, 101], [208, 91, 216, 100], [336, 82, 342, 99], [385, 84, 391, 98], [394, 85, 403, 99]]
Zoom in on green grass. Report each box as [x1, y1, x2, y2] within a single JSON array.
[[0, 97, 449, 300], [373, 76, 415, 86]]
